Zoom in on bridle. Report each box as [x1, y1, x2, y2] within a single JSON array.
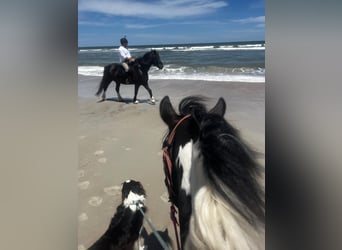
[[162, 114, 191, 250]]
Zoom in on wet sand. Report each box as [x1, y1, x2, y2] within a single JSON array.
[[78, 75, 265, 249]]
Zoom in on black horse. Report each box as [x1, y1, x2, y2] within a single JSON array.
[[95, 50, 163, 104]]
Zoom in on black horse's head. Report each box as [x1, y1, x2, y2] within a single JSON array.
[[149, 50, 164, 69]]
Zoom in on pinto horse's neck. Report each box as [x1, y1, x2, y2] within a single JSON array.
[[176, 140, 264, 250]]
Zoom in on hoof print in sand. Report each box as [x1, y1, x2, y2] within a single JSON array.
[[104, 185, 121, 196], [97, 157, 107, 163], [78, 213, 88, 222], [94, 150, 104, 156], [88, 196, 103, 207], [78, 181, 90, 190]]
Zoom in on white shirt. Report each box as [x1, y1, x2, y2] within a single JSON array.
[[118, 46, 132, 62]]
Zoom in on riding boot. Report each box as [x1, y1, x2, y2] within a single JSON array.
[[126, 70, 132, 84]]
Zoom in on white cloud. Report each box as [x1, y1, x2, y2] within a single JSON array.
[[233, 16, 265, 24], [125, 24, 160, 29], [78, 0, 228, 19], [78, 21, 109, 26]]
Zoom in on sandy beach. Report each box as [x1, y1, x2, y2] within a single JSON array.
[[78, 75, 265, 249]]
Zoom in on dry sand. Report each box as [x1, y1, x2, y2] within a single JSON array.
[[78, 75, 265, 249]]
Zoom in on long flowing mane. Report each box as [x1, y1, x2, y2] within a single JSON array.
[[136, 50, 159, 66], [160, 96, 265, 249], [180, 96, 264, 224]]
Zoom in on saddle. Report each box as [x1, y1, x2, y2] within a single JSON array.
[[120, 62, 142, 84]]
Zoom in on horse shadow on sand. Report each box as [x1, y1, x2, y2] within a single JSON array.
[[97, 97, 157, 105]]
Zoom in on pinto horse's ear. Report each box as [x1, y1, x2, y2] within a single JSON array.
[[160, 96, 178, 128], [209, 97, 226, 117]]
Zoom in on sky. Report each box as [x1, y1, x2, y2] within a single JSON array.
[[78, 0, 264, 47]]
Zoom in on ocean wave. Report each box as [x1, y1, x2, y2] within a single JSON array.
[[79, 44, 265, 53], [78, 66, 265, 83]]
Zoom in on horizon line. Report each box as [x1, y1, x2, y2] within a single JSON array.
[[78, 40, 265, 49]]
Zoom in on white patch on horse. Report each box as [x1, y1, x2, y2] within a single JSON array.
[[185, 141, 264, 250], [123, 191, 145, 212], [177, 140, 193, 195]]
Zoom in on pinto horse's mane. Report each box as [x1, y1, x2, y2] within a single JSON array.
[[180, 96, 264, 224]]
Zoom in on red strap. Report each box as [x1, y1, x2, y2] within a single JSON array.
[[163, 114, 191, 250], [167, 114, 191, 146], [171, 205, 181, 250]]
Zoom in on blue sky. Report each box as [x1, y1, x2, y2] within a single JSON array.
[[78, 0, 264, 47]]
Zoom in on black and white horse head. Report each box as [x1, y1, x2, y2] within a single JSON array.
[[88, 179, 146, 250], [160, 96, 265, 249]]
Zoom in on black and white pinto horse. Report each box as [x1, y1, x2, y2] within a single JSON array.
[[95, 50, 163, 104], [160, 96, 265, 250], [88, 180, 146, 250]]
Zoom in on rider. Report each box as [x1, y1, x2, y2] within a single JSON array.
[[118, 36, 135, 82]]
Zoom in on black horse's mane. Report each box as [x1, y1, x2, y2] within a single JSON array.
[[177, 96, 265, 226], [136, 50, 158, 65]]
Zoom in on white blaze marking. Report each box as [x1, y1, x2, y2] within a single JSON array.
[[177, 141, 193, 195], [123, 191, 146, 212]]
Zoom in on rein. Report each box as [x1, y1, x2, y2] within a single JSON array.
[[162, 114, 191, 250]]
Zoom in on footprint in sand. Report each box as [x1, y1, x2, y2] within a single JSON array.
[[78, 181, 90, 190], [78, 170, 85, 178], [97, 157, 107, 163], [78, 213, 88, 222], [78, 245, 86, 250], [104, 185, 121, 196], [160, 192, 169, 203], [94, 150, 104, 156], [121, 146, 132, 151], [88, 196, 103, 207], [79, 136, 86, 140]]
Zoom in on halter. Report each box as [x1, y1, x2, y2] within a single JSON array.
[[162, 114, 191, 250]]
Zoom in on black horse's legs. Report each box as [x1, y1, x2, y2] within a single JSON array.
[[115, 82, 123, 102], [143, 83, 155, 104], [102, 83, 110, 101], [133, 84, 141, 104]]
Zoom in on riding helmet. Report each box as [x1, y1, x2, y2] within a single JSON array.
[[120, 37, 128, 45]]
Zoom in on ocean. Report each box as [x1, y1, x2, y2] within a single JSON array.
[[78, 41, 265, 82]]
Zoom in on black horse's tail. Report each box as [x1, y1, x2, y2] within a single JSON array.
[[95, 65, 111, 97]]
